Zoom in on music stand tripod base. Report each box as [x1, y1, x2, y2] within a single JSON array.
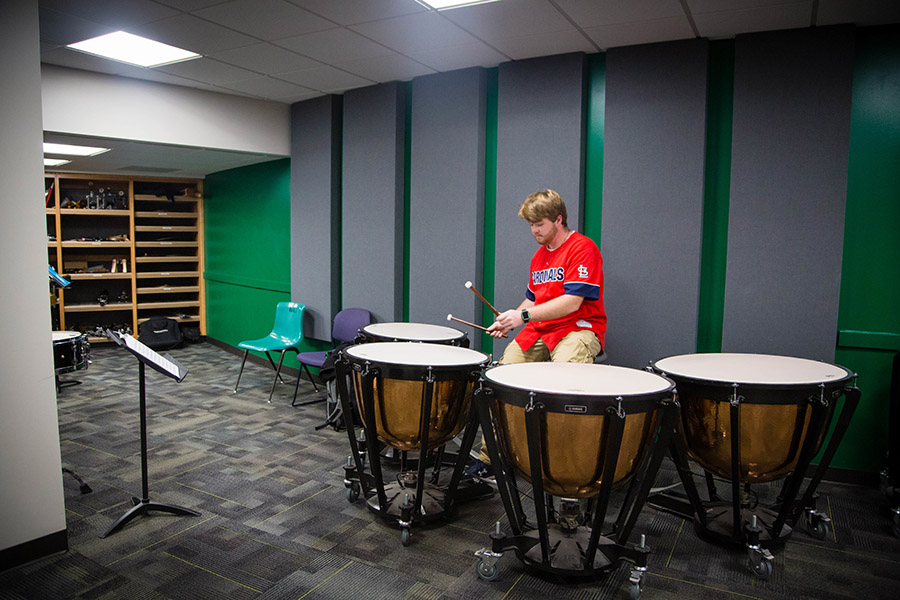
[[101, 499, 200, 538]]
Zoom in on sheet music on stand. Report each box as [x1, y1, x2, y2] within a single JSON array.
[[107, 330, 188, 382]]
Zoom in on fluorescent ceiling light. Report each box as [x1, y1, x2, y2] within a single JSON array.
[[44, 158, 71, 167], [416, 0, 500, 10], [43, 143, 110, 157], [67, 31, 200, 68]]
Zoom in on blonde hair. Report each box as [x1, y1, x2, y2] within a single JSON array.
[[518, 189, 568, 227]]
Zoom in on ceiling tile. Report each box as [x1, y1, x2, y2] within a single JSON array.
[[156, 57, 260, 84], [209, 43, 322, 73], [686, 0, 803, 14], [585, 17, 696, 49], [286, 0, 427, 26], [491, 30, 597, 60], [409, 41, 509, 71], [39, 8, 114, 46], [38, 0, 179, 29], [129, 14, 258, 55], [116, 66, 214, 88], [217, 76, 317, 100], [195, 0, 335, 41], [336, 53, 436, 83], [693, 3, 813, 38], [277, 65, 374, 92], [554, 0, 686, 28], [275, 28, 395, 63], [441, 0, 575, 39], [154, 0, 228, 11], [350, 11, 480, 53]]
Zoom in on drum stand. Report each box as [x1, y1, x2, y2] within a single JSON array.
[[653, 383, 861, 579], [473, 389, 678, 599], [335, 358, 491, 546]]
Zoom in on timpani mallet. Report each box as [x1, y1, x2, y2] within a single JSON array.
[[447, 314, 508, 338], [465, 281, 500, 317]]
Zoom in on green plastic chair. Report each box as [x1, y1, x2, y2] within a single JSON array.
[[233, 302, 306, 403]]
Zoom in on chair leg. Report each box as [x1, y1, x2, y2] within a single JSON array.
[[303, 364, 319, 393], [267, 350, 287, 403], [264, 351, 287, 384], [291, 373, 303, 407], [234, 350, 249, 392]]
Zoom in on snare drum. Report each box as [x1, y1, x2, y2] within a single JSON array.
[[653, 353, 853, 483], [52, 331, 90, 374], [483, 362, 675, 497], [344, 342, 489, 450], [361, 322, 467, 346]]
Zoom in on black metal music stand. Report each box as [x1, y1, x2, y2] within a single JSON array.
[[100, 330, 200, 538]]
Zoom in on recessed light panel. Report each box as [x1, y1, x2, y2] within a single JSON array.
[[44, 158, 71, 167], [416, 0, 500, 10], [43, 143, 110, 157], [67, 31, 200, 68]]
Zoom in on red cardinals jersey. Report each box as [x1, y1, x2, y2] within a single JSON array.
[[515, 231, 606, 351]]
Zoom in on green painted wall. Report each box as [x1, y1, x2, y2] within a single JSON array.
[[832, 26, 900, 472], [204, 158, 328, 358]]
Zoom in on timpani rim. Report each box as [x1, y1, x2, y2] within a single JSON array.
[[484, 362, 674, 396], [345, 341, 488, 367], [652, 353, 852, 386], [363, 322, 465, 342]]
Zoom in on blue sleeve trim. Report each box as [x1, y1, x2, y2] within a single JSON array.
[[564, 281, 600, 300], [525, 288, 535, 302]]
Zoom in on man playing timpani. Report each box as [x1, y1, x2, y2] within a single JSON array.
[[465, 189, 606, 480]]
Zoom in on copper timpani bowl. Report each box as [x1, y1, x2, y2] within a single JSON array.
[[652, 353, 853, 484], [344, 342, 489, 452], [483, 362, 675, 498]]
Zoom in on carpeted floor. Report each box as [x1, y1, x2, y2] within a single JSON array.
[[2, 341, 900, 599]]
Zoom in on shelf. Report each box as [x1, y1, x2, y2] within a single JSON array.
[[65, 303, 134, 312], [135, 225, 198, 233], [135, 256, 198, 263], [137, 285, 200, 294], [138, 300, 201, 309], [135, 241, 198, 248], [66, 273, 133, 280], [60, 209, 130, 216], [135, 211, 198, 219], [61, 241, 131, 248], [137, 271, 199, 278], [134, 194, 197, 203], [138, 315, 200, 324]]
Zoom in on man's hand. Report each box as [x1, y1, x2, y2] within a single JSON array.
[[487, 309, 524, 338]]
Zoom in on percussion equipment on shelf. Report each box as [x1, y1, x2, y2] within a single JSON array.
[[53, 330, 90, 374], [360, 322, 468, 346], [651, 353, 860, 580], [335, 342, 491, 546], [473, 362, 677, 595]]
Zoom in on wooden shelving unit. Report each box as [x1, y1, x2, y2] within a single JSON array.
[[45, 173, 205, 341]]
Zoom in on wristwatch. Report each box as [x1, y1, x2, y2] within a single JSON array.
[[521, 308, 530, 323]]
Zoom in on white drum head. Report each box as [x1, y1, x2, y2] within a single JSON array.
[[363, 322, 464, 342], [346, 342, 487, 367], [53, 331, 80, 341], [485, 363, 673, 396], [654, 353, 850, 385]]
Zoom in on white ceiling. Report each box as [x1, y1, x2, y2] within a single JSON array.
[[40, 0, 900, 177]]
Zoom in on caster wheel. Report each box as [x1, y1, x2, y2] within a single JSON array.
[[476, 558, 499, 581], [749, 558, 772, 580], [346, 483, 360, 503], [809, 519, 828, 540], [629, 581, 642, 600], [400, 528, 411, 547]]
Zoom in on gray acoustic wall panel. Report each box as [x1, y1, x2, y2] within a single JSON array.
[[601, 39, 709, 368], [409, 68, 487, 347], [290, 95, 341, 341], [494, 53, 586, 353], [341, 82, 407, 324], [722, 27, 854, 362]]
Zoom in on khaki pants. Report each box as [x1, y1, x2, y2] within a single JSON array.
[[477, 329, 602, 463]]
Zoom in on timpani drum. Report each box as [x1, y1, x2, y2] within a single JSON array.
[[474, 362, 677, 590], [335, 342, 490, 545], [360, 322, 468, 346], [651, 353, 860, 578], [53, 331, 91, 374]]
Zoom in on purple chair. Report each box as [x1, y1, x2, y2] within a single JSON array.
[[292, 308, 371, 406]]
